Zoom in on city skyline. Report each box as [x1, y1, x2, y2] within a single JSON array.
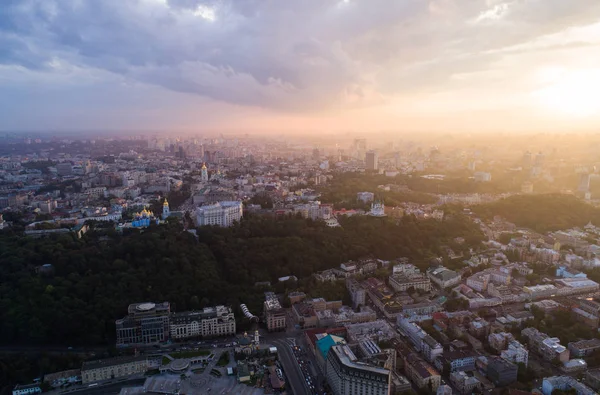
[[2, 0, 600, 133]]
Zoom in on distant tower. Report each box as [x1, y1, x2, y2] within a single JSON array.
[[254, 330, 260, 347], [365, 151, 378, 171], [201, 163, 209, 182], [162, 198, 170, 219], [579, 173, 591, 193], [394, 152, 401, 169]]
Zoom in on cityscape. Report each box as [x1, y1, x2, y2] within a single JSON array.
[[3, 1, 600, 395], [2, 133, 600, 395]]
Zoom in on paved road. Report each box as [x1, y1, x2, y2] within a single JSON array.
[[271, 339, 309, 395]]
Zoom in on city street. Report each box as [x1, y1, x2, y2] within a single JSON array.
[[270, 339, 310, 395]]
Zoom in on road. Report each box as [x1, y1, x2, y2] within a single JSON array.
[[270, 339, 310, 395]]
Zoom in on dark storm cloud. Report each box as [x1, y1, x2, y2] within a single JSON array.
[[0, 0, 599, 110]]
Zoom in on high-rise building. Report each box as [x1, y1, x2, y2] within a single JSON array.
[[366, 151, 378, 171], [579, 173, 591, 193], [116, 302, 171, 347], [196, 201, 243, 227], [326, 344, 390, 395]]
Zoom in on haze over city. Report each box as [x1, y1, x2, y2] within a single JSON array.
[[5, 2, 600, 395], [2, 0, 600, 133]]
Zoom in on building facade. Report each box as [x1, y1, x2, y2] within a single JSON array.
[[170, 306, 236, 339], [388, 273, 431, 292], [81, 356, 148, 384], [487, 357, 517, 386], [116, 302, 171, 347], [326, 345, 390, 395], [264, 292, 286, 332], [196, 201, 243, 227]]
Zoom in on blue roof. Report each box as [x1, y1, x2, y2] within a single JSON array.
[[317, 335, 341, 359]]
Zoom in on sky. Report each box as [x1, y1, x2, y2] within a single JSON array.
[[1, 0, 600, 134]]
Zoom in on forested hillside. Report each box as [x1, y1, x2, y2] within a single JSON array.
[[473, 194, 600, 232], [0, 214, 484, 346]]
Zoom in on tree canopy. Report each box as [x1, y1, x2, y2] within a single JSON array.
[[473, 193, 600, 232], [0, 212, 484, 346]]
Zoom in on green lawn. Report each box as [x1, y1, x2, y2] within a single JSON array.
[[170, 350, 210, 359], [162, 357, 171, 365]]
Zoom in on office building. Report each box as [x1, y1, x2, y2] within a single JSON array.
[[264, 292, 286, 332], [325, 345, 390, 395], [116, 302, 171, 347], [365, 151, 378, 171], [487, 357, 517, 386], [196, 201, 243, 227], [81, 356, 148, 384], [170, 306, 236, 339]]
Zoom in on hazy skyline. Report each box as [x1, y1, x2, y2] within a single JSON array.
[[1, 0, 600, 133]]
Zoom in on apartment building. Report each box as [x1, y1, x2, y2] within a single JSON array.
[[522, 327, 570, 362], [403, 353, 441, 392], [568, 339, 600, 358], [501, 340, 529, 367]]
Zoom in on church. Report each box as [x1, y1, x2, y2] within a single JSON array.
[[130, 207, 160, 228]]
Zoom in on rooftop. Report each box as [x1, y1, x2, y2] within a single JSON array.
[[330, 345, 389, 376]]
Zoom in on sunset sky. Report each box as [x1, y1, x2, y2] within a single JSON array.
[[1, 0, 600, 133]]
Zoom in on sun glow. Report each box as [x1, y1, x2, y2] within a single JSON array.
[[533, 68, 600, 117]]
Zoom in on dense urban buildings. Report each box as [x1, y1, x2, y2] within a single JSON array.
[[116, 302, 236, 346]]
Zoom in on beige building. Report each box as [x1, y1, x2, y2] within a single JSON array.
[[264, 292, 286, 332], [170, 305, 236, 339], [403, 353, 441, 392], [388, 273, 431, 292], [81, 356, 147, 384]]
